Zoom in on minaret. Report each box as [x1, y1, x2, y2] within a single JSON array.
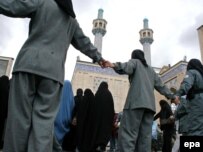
[[197, 25, 203, 62], [92, 8, 107, 55], [139, 18, 154, 65]]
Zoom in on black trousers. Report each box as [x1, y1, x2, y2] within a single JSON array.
[[162, 129, 174, 152]]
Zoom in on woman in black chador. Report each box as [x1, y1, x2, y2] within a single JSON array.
[[62, 88, 83, 152], [76, 88, 95, 152], [91, 82, 115, 152], [154, 100, 174, 152]]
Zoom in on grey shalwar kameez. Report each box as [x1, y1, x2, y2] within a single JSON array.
[[113, 59, 174, 152], [0, 0, 102, 152], [176, 69, 203, 136]]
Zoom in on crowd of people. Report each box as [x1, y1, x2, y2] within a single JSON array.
[[53, 81, 115, 152], [1, 0, 203, 152], [1, 53, 203, 152]]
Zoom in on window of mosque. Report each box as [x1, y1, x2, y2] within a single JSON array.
[[99, 22, 102, 27], [148, 32, 151, 37], [143, 32, 146, 37], [95, 22, 98, 28]]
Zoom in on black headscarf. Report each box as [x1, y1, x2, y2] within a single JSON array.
[[131, 49, 148, 67], [97, 81, 108, 91], [187, 59, 203, 77], [54, 0, 76, 18], [73, 88, 83, 117], [76, 88, 83, 97], [159, 100, 170, 110]]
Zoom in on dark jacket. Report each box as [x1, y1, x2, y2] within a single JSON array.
[[0, 0, 102, 84]]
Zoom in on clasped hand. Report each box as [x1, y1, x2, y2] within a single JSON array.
[[98, 59, 115, 68]]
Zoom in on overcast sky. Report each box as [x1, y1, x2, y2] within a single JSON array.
[[0, 0, 203, 80]]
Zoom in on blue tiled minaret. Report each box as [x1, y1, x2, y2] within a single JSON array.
[[92, 9, 107, 55], [139, 18, 154, 65]]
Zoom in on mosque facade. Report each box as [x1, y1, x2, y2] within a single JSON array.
[[71, 9, 202, 113], [71, 60, 129, 112], [71, 9, 129, 112]]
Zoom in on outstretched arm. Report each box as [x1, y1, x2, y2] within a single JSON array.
[[105, 59, 136, 75], [154, 73, 175, 100], [0, 0, 39, 17], [71, 21, 106, 67]]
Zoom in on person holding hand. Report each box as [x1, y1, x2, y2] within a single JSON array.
[[0, 0, 107, 151], [105, 49, 175, 152]]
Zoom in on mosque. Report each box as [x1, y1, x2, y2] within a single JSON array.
[[0, 9, 203, 113], [71, 8, 203, 113]]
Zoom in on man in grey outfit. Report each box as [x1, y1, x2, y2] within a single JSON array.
[[105, 49, 175, 152], [0, 0, 106, 152]]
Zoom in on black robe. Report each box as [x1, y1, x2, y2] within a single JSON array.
[[76, 89, 95, 152], [62, 93, 83, 151], [91, 82, 115, 150]]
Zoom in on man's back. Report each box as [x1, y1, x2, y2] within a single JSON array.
[[11, 0, 77, 83], [124, 59, 158, 111], [113, 59, 173, 112]]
